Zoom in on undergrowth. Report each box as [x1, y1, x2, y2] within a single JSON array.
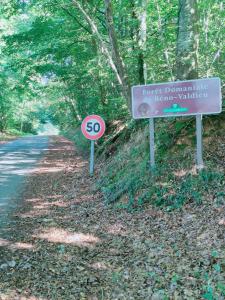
[[97, 116, 225, 211], [0, 129, 27, 141]]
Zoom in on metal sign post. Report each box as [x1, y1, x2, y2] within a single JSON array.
[[149, 118, 155, 168], [196, 114, 204, 169], [90, 140, 95, 175]]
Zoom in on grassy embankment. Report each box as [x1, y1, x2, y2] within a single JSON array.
[[64, 113, 225, 211], [97, 114, 225, 211]]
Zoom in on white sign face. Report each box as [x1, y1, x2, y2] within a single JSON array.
[[85, 118, 101, 136], [81, 115, 106, 140]]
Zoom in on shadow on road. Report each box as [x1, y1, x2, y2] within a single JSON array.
[[0, 136, 49, 230]]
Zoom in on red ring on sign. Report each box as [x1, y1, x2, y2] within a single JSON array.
[[81, 115, 106, 140]]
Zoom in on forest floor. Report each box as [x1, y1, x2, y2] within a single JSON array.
[[0, 136, 225, 300]]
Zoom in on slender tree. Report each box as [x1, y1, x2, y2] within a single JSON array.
[[176, 0, 199, 80], [72, 0, 131, 108], [137, 0, 148, 84], [104, 0, 131, 106]]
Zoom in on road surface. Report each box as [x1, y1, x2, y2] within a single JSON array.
[[0, 136, 49, 227]]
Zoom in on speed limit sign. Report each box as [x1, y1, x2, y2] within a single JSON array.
[[81, 115, 106, 175], [81, 115, 105, 140]]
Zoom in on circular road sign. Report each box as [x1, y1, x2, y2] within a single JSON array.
[[81, 115, 106, 140]]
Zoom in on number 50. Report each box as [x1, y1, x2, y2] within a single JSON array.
[[87, 122, 100, 133]]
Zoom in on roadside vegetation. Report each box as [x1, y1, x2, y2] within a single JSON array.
[[0, 0, 224, 136], [0, 0, 225, 299], [98, 115, 225, 211], [0, 129, 27, 144]]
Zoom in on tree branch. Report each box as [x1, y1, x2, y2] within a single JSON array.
[[59, 5, 92, 35]]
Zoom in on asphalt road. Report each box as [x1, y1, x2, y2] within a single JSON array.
[[0, 136, 49, 228]]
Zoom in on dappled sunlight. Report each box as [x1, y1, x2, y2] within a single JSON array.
[[155, 181, 169, 187], [36, 228, 100, 247], [38, 122, 59, 136], [91, 261, 109, 270], [10, 242, 34, 250], [26, 197, 43, 203], [32, 166, 65, 174], [71, 161, 88, 171], [5, 168, 36, 175], [33, 200, 68, 209], [173, 166, 198, 177], [0, 159, 36, 165], [0, 0, 224, 296], [71, 194, 94, 204], [0, 238, 34, 250], [0, 292, 46, 300], [0, 136, 49, 219], [0, 238, 9, 246], [18, 210, 50, 219], [43, 142, 74, 154], [106, 223, 128, 236], [17, 195, 69, 219], [17, 201, 50, 218]]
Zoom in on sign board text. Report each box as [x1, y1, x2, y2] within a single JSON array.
[[132, 77, 221, 119]]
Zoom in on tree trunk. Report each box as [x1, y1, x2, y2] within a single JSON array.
[[72, 0, 131, 108], [104, 0, 131, 108], [20, 121, 24, 132], [130, 0, 148, 85], [0, 119, 4, 132], [91, 37, 107, 106], [176, 0, 199, 80], [137, 0, 147, 85], [64, 97, 81, 122]]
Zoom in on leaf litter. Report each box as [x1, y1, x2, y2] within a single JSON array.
[[0, 136, 224, 300]]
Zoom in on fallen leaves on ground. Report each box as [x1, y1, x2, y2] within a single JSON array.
[[0, 136, 225, 300]]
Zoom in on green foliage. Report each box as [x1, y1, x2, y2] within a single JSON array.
[[98, 120, 225, 211], [0, 0, 224, 134]]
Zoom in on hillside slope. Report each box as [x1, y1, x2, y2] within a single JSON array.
[[98, 114, 225, 212]]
